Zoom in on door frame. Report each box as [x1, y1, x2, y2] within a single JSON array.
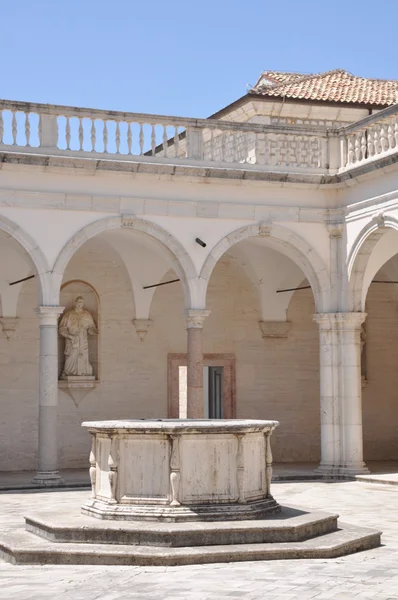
[[167, 353, 236, 418]]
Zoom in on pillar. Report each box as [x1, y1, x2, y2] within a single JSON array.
[[314, 312, 369, 477], [185, 309, 210, 419], [313, 313, 341, 475], [32, 306, 65, 485], [339, 312, 369, 475]]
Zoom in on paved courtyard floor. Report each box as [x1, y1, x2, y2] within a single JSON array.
[[0, 480, 397, 599]]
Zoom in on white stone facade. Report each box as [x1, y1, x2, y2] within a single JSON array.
[[1, 91, 398, 480]]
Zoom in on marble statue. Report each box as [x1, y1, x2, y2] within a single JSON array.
[[59, 296, 97, 377]]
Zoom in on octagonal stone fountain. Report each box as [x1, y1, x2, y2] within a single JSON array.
[[0, 417, 381, 565], [81, 419, 280, 522]]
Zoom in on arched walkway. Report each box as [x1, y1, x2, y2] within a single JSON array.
[[349, 216, 398, 465], [200, 223, 330, 312], [348, 215, 398, 312], [52, 216, 198, 309], [0, 213, 48, 304]]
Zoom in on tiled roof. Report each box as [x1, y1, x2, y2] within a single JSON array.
[[251, 69, 398, 106]]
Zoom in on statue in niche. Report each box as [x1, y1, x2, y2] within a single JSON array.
[[59, 296, 97, 378]]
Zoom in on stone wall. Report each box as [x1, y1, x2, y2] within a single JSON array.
[[0, 277, 39, 471], [363, 272, 398, 461]]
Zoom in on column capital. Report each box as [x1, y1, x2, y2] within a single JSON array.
[[326, 223, 344, 238], [313, 312, 366, 330], [35, 306, 65, 325], [185, 309, 210, 329]]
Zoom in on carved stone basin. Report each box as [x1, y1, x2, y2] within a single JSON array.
[[81, 419, 280, 522]]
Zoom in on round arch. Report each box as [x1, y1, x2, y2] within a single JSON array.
[[348, 215, 398, 312], [200, 223, 330, 312], [0, 213, 49, 304], [52, 216, 197, 308]]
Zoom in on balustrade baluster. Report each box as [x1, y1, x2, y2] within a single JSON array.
[[243, 132, 248, 164], [380, 125, 388, 152], [139, 124, 144, 155], [162, 125, 168, 158], [151, 124, 156, 155], [127, 123, 132, 155], [374, 128, 381, 155], [360, 134, 366, 161], [347, 136, 355, 164], [354, 136, 361, 162], [65, 117, 71, 150], [174, 127, 179, 158], [388, 124, 394, 149], [103, 120, 108, 153], [115, 121, 120, 154], [25, 113, 31, 147], [221, 131, 226, 162], [91, 120, 96, 152], [209, 129, 214, 161], [0, 111, 3, 144], [233, 132, 238, 162], [78, 117, 84, 151], [12, 111, 17, 145], [254, 132, 260, 164], [367, 131, 374, 157]]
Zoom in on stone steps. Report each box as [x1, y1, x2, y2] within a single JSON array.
[[0, 523, 381, 566], [25, 506, 339, 546]]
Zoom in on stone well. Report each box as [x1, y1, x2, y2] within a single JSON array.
[[81, 419, 280, 522]]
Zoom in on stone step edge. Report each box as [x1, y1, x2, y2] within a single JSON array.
[[356, 475, 398, 486], [0, 525, 382, 566], [25, 512, 338, 546]]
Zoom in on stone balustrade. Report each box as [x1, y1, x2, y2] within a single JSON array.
[[340, 104, 398, 170], [0, 98, 397, 175]]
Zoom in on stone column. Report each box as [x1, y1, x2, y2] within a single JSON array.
[[314, 312, 369, 477], [32, 306, 65, 486], [313, 313, 342, 476], [185, 309, 210, 419], [339, 312, 369, 475]]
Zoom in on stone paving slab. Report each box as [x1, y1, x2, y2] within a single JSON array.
[[0, 481, 397, 599]]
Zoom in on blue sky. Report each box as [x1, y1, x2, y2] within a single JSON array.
[[1, 0, 397, 118]]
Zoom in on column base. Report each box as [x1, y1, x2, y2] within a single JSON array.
[[314, 463, 342, 477], [32, 471, 65, 487], [314, 462, 370, 478], [339, 463, 370, 477]]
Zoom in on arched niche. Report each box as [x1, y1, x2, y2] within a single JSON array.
[[58, 280, 100, 380]]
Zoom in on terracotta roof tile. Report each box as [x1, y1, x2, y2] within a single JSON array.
[[251, 69, 398, 106]]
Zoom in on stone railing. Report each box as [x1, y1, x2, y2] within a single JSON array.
[[0, 99, 329, 172], [0, 99, 397, 175], [338, 104, 398, 170]]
